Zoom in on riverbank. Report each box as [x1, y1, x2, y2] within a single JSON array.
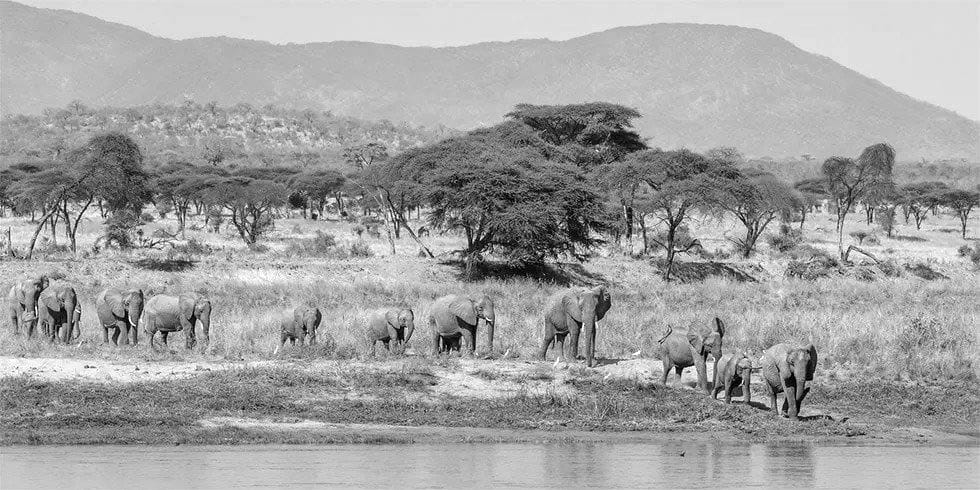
[[1, 356, 976, 446]]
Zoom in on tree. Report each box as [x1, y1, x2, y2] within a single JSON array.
[[211, 177, 286, 245], [628, 149, 734, 281], [343, 143, 389, 169], [901, 181, 949, 230], [288, 169, 346, 218], [821, 143, 895, 258], [201, 136, 243, 166], [942, 189, 980, 239], [717, 171, 799, 258], [793, 178, 828, 231]]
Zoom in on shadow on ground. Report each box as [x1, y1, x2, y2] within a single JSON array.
[[443, 260, 609, 286], [129, 257, 197, 272]]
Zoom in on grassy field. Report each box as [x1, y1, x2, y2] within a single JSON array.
[[1, 206, 978, 444]]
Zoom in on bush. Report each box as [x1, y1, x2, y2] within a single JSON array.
[[349, 240, 374, 258], [285, 231, 339, 256], [958, 244, 980, 268], [767, 224, 802, 253], [849, 230, 874, 245], [102, 210, 143, 249], [171, 238, 213, 256]]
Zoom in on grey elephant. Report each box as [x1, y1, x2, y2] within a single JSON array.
[[712, 351, 753, 404], [761, 343, 818, 420], [37, 284, 81, 343], [428, 294, 495, 356], [6, 275, 49, 335], [366, 308, 415, 355], [96, 288, 144, 345], [280, 305, 321, 346], [656, 318, 725, 394], [143, 292, 212, 350], [538, 286, 611, 367]]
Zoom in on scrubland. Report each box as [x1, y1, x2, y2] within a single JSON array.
[[1, 206, 978, 444]]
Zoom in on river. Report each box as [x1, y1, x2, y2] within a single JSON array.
[[2, 442, 978, 488]]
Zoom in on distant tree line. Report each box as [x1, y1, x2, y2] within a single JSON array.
[[1, 102, 977, 280]]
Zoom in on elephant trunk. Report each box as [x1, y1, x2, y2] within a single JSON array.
[[65, 295, 79, 342], [127, 300, 143, 345], [199, 303, 211, 348], [792, 362, 808, 419], [742, 368, 752, 406], [583, 308, 596, 367], [22, 290, 39, 333], [485, 320, 494, 355]]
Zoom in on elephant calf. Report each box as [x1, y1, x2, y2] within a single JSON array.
[[761, 343, 818, 420], [538, 286, 611, 367], [143, 292, 212, 350], [366, 308, 415, 355], [655, 318, 725, 395], [96, 288, 144, 346], [712, 352, 753, 404], [280, 305, 322, 346], [37, 284, 81, 343]]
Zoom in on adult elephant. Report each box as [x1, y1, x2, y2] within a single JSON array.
[[428, 294, 495, 356], [96, 288, 144, 346], [280, 305, 321, 347], [7, 276, 49, 335], [656, 318, 725, 394], [538, 286, 611, 367], [143, 292, 212, 350], [761, 343, 818, 420], [366, 308, 415, 355], [37, 284, 81, 343]]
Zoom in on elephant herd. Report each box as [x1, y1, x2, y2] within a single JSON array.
[[7, 276, 819, 420], [6, 275, 211, 350]]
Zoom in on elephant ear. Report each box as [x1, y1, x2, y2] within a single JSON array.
[[804, 344, 818, 381], [713, 317, 725, 338], [109, 293, 126, 319], [687, 330, 704, 355], [449, 297, 478, 325], [385, 309, 399, 327], [178, 294, 197, 320], [562, 293, 583, 323], [594, 286, 611, 321]]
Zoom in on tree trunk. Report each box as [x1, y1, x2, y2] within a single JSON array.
[[638, 215, 648, 255], [26, 206, 61, 259], [5, 227, 14, 257]]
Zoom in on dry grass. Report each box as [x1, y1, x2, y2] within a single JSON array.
[[1, 208, 977, 382]]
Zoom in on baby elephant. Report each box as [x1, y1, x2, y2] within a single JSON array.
[[761, 343, 818, 420], [712, 352, 753, 404], [366, 308, 415, 355], [280, 305, 322, 346]]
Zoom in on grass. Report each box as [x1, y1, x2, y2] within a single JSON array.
[[0, 365, 887, 445]]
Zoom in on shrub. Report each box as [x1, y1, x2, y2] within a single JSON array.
[[957, 244, 980, 268], [349, 240, 374, 258], [849, 230, 872, 245], [285, 231, 339, 256], [767, 224, 802, 253], [171, 238, 213, 256]]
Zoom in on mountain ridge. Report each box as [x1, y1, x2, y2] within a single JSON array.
[[2, 0, 977, 160]]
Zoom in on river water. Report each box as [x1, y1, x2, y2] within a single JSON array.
[[2, 442, 978, 488]]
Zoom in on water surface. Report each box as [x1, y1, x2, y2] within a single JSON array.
[[2, 442, 978, 488]]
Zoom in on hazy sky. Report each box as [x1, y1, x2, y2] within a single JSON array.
[[15, 0, 980, 120]]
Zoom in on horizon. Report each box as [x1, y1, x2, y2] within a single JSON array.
[[7, 0, 980, 121]]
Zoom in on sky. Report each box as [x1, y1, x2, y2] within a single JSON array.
[[14, 0, 980, 120]]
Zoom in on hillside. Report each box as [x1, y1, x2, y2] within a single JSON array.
[[1, 0, 978, 160]]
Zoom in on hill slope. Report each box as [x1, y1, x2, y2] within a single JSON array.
[[1, 0, 977, 159]]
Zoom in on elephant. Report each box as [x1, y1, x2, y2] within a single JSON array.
[[143, 292, 212, 350], [96, 288, 144, 346], [7, 276, 49, 335], [428, 294, 495, 356], [37, 284, 81, 343], [712, 351, 753, 405], [366, 308, 415, 355], [761, 343, 818, 420], [656, 318, 726, 394], [538, 286, 611, 367], [280, 305, 321, 346]]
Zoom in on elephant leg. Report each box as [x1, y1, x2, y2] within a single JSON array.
[[693, 356, 709, 394], [178, 316, 195, 349], [432, 331, 441, 355], [8, 305, 18, 335], [743, 377, 752, 405], [566, 318, 581, 360], [61, 321, 70, 344], [711, 382, 722, 400], [161, 331, 169, 347], [555, 333, 567, 363], [770, 391, 779, 416], [148, 330, 157, 351], [120, 323, 130, 345], [103, 326, 110, 344], [538, 327, 555, 360], [724, 378, 734, 404], [382, 339, 390, 351], [661, 358, 672, 385]]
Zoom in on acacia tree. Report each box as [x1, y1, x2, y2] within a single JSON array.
[[793, 178, 828, 231], [288, 169, 346, 218], [624, 149, 734, 281], [942, 189, 980, 239], [506, 102, 647, 243], [821, 143, 895, 258], [901, 181, 949, 230], [211, 177, 286, 245], [718, 171, 799, 258]]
